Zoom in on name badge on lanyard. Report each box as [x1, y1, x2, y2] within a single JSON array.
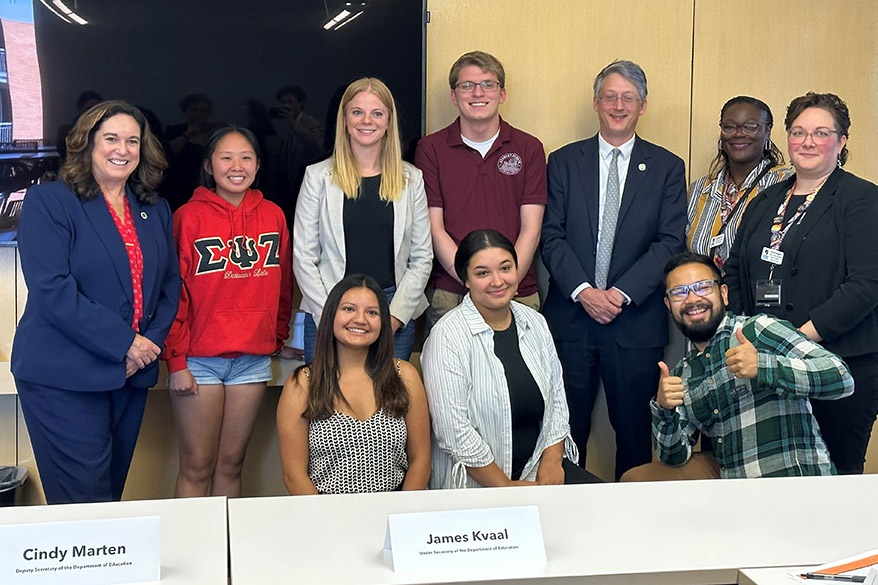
[[709, 234, 725, 249], [760, 247, 784, 265]]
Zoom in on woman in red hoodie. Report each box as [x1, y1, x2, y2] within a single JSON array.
[[163, 126, 292, 497]]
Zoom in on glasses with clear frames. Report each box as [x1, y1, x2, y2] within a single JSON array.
[[788, 127, 839, 145], [666, 279, 719, 301], [597, 93, 641, 107]]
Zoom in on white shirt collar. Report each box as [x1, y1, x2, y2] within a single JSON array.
[[597, 133, 636, 161]]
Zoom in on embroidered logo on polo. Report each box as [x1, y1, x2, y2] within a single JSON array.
[[497, 152, 523, 175], [193, 232, 281, 274]]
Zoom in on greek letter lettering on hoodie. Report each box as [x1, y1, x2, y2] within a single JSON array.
[[163, 187, 292, 373]]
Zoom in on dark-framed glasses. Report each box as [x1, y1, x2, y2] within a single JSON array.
[[455, 80, 502, 92], [666, 279, 719, 301], [719, 122, 763, 136], [597, 93, 641, 107], [788, 127, 839, 145]]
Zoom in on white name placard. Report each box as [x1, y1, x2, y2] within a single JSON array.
[[384, 505, 546, 573], [0, 516, 160, 585]]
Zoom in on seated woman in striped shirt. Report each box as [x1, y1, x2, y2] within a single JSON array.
[[277, 275, 430, 494], [421, 229, 601, 489]]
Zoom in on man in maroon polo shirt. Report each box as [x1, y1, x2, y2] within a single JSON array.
[[414, 50, 547, 326]]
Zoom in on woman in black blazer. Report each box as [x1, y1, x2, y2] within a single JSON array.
[[725, 92, 878, 474]]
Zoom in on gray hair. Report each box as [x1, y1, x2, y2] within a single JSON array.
[[593, 60, 648, 101]]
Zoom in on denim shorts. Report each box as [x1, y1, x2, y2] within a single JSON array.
[[186, 354, 272, 386]]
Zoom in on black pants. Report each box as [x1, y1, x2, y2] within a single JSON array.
[[810, 352, 878, 475], [562, 458, 603, 484], [556, 335, 663, 480]]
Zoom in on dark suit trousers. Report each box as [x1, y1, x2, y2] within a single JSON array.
[[556, 331, 662, 480], [810, 352, 878, 475], [16, 379, 148, 504]]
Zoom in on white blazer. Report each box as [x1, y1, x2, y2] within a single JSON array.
[[293, 157, 432, 326]]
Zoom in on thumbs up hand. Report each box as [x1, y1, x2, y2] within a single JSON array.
[[725, 328, 758, 379], [656, 361, 685, 409]]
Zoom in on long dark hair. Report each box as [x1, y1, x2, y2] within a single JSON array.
[[301, 275, 409, 420], [707, 95, 785, 179], [61, 100, 167, 203]]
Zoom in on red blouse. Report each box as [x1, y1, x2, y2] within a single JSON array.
[[104, 195, 144, 332]]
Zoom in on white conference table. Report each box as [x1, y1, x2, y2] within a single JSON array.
[[0, 496, 228, 584], [228, 475, 877, 585]]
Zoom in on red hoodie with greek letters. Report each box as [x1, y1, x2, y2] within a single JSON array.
[[163, 187, 292, 373]]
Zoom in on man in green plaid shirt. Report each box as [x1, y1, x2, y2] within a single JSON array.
[[622, 252, 853, 481]]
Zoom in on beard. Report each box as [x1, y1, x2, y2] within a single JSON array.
[[672, 299, 725, 344]]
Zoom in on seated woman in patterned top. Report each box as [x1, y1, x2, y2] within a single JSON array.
[[277, 275, 430, 494]]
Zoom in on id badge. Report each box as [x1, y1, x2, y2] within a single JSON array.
[[760, 246, 784, 265], [755, 279, 782, 307], [709, 234, 725, 248]]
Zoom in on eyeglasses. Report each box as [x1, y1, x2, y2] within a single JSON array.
[[719, 122, 764, 136], [666, 279, 719, 301], [455, 80, 502, 92], [788, 127, 839, 145], [597, 93, 641, 107]]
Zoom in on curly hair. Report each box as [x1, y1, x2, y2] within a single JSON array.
[[785, 92, 850, 166], [60, 100, 167, 203]]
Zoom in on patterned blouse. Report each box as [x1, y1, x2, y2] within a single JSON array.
[[308, 408, 408, 494], [104, 195, 144, 331], [687, 159, 791, 269]]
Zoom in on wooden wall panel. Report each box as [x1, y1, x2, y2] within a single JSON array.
[[690, 0, 878, 184], [425, 0, 694, 159]]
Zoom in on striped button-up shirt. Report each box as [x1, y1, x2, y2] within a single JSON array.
[[686, 160, 791, 264], [653, 313, 853, 477], [421, 294, 577, 489]]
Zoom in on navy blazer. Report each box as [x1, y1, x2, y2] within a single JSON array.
[[12, 181, 181, 391], [541, 134, 686, 347], [724, 167, 878, 358]]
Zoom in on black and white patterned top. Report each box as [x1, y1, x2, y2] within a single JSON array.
[[308, 408, 408, 494]]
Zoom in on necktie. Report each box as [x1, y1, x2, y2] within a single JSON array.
[[595, 148, 620, 289]]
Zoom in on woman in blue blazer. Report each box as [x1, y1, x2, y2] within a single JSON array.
[[12, 101, 181, 503]]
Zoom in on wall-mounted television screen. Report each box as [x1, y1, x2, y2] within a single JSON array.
[[0, 0, 424, 243]]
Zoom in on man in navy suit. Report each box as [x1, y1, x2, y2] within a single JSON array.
[[541, 60, 686, 479]]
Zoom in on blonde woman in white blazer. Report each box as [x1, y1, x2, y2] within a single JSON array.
[[294, 78, 432, 361]]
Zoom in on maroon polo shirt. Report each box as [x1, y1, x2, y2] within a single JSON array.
[[414, 117, 547, 296]]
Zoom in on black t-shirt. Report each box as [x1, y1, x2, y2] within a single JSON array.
[[492, 316, 544, 480], [343, 174, 395, 288]]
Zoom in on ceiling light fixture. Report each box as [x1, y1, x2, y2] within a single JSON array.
[[39, 0, 88, 25], [322, 1, 365, 31]]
